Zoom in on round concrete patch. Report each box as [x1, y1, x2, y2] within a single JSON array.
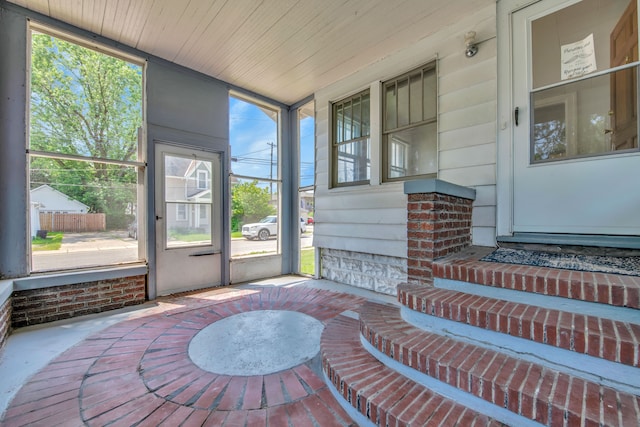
[[188, 310, 324, 376]]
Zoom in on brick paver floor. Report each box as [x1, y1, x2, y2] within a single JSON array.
[[1, 285, 365, 426]]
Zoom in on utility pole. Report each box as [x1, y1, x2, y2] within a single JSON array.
[[267, 141, 276, 195]]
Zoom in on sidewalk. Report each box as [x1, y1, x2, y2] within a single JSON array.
[[31, 232, 140, 271], [52, 231, 137, 252]]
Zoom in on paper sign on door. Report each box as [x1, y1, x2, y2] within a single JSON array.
[[561, 33, 597, 80]]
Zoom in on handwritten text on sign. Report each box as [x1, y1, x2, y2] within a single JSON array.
[[561, 34, 597, 80]]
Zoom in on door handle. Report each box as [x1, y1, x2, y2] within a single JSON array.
[[156, 215, 162, 220], [514, 107, 519, 126], [189, 250, 220, 257]]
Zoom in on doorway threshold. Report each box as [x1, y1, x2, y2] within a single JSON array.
[[498, 233, 640, 251]]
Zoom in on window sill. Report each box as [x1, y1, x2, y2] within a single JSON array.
[[13, 263, 148, 292], [0, 280, 12, 307]]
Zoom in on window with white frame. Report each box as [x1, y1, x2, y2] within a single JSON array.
[[331, 90, 370, 187], [197, 169, 209, 190], [28, 25, 144, 272], [176, 204, 187, 221], [383, 62, 438, 181]]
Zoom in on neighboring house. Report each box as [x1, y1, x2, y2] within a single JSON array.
[[299, 190, 314, 222], [29, 185, 103, 233], [29, 201, 41, 238], [164, 158, 212, 234], [30, 184, 88, 213]]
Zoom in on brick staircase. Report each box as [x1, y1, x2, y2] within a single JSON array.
[[320, 247, 640, 426]]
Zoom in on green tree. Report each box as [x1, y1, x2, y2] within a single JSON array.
[[231, 181, 276, 231], [30, 33, 142, 229]]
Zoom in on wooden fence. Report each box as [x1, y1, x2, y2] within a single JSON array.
[[39, 213, 106, 232]]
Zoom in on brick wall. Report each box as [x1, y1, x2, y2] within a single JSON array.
[[407, 192, 474, 284], [12, 275, 146, 328], [321, 248, 406, 295], [0, 297, 11, 351]]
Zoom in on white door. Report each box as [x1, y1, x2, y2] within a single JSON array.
[[512, 0, 640, 236], [155, 143, 222, 296]]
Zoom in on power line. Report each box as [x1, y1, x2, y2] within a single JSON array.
[[30, 181, 135, 189]]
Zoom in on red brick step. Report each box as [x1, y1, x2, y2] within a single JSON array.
[[360, 300, 640, 426], [432, 247, 640, 309], [321, 314, 504, 427], [398, 284, 640, 368]]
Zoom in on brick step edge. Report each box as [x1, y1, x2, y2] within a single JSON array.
[[360, 300, 640, 427], [320, 315, 503, 427], [432, 250, 640, 310], [398, 284, 640, 368]]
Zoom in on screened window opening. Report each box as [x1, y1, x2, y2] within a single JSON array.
[[229, 95, 280, 257], [298, 100, 315, 275], [332, 90, 370, 186], [530, 0, 638, 163], [383, 62, 438, 181], [28, 27, 144, 272]]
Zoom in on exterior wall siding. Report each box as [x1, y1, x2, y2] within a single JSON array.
[[321, 249, 406, 295], [11, 275, 146, 328], [313, 3, 497, 289]]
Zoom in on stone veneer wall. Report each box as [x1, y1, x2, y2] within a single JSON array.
[[321, 249, 406, 295], [405, 179, 476, 285], [0, 297, 11, 352], [12, 275, 146, 328]]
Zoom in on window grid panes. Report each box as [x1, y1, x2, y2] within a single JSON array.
[[332, 90, 371, 186], [383, 62, 438, 181], [28, 28, 144, 272]]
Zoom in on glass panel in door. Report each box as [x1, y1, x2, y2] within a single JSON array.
[[164, 154, 213, 248], [155, 143, 222, 296]]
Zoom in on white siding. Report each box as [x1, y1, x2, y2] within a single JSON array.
[[313, 184, 407, 258], [314, 3, 497, 257]]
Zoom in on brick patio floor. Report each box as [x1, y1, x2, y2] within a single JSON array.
[[1, 283, 370, 426]]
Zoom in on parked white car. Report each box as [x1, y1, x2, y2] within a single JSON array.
[[242, 215, 306, 241]]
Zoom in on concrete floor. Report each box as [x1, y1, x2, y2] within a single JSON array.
[[0, 276, 396, 425]]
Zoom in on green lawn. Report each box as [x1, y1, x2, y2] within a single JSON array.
[[31, 231, 63, 251], [300, 248, 315, 275], [169, 232, 211, 242]]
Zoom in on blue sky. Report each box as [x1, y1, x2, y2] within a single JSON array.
[[229, 96, 315, 188]]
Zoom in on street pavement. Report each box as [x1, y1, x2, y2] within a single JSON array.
[[31, 228, 314, 271]]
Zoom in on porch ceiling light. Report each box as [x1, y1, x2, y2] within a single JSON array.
[[464, 31, 478, 58]]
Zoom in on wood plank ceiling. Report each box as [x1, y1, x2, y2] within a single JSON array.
[[6, 0, 492, 105]]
